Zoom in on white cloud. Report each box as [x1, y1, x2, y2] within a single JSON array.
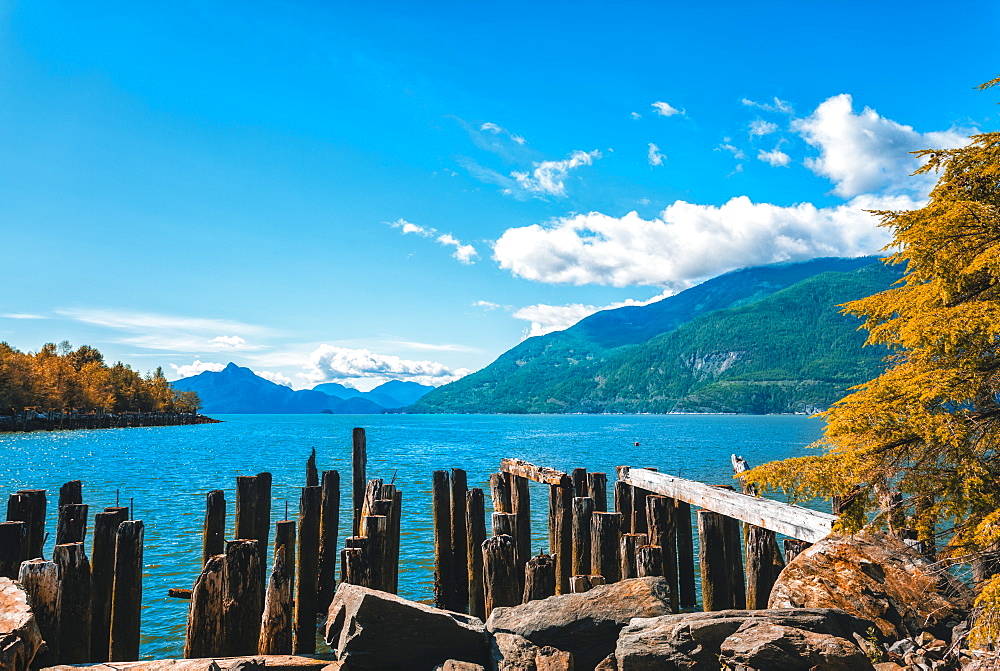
[[1, 313, 45, 319], [472, 300, 505, 311], [652, 101, 682, 117], [389, 218, 436, 237], [56, 308, 267, 352], [511, 149, 601, 197], [758, 148, 791, 167], [716, 140, 746, 160], [300, 344, 471, 387], [257, 370, 293, 387], [647, 143, 665, 167], [793, 93, 971, 198], [749, 119, 778, 136], [436, 233, 479, 265], [169, 360, 225, 379], [630, 112, 642, 120], [513, 293, 669, 338], [209, 335, 248, 349], [742, 97, 793, 114], [492, 193, 918, 290], [480, 121, 527, 145]]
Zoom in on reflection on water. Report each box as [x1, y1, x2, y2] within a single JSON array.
[[0, 413, 823, 659]]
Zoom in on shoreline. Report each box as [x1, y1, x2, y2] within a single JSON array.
[[0, 411, 221, 434]]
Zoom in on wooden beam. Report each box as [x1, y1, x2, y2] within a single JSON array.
[[500, 458, 571, 487], [621, 467, 835, 543]]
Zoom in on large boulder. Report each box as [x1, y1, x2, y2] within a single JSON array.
[[324, 583, 489, 669], [486, 577, 672, 670], [768, 533, 973, 640], [613, 608, 875, 670], [0, 578, 43, 671]]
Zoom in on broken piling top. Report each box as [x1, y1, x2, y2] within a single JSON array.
[[500, 458, 571, 487]]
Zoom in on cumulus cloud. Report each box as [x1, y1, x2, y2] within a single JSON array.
[[436, 233, 479, 264], [257, 370, 293, 387], [749, 119, 778, 136], [209, 335, 248, 349], [793, 93, 971, 198], [630, 112, 642, 120], [716, 140, 746, 160], [758, 148, 791, 167], [652, 101, 682, 117], [388, 218, 435, 237], [169, 360, 225, 379], [647, 143, 665, 167], [742, 97, 793, 114], [511, 149, 601, 197], [493, 193, 918, 290], [513, 293, 668, 338], [300, 344, 471, 387]]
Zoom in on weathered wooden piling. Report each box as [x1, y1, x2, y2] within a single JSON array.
[[724, 513, 746, 609], [222, 539, 262, 657], [235, 475, 259, 542], [54, 542, 92, 664], [784, 539, 811, 563], [571, 468, 588, 496], [591, 511, 622, 583], [588, 472, 608, 512], [254, 472, 273, 586], [646, 495, 678, 610], [341, 546, 365, 587], [56, 502, 88, 544], [490, 472, 512, 513], [569, 574, 605, 593], [432, 470, 457, 610], [697, 510, 730, 611], [352, 427, 367, 537], [675, 500, 697, 608], [571, 497, 594, 577], [294, 485, 321, 652], [109, 519, 144, 662], [636, 544, 663, 578], [614, 480, 633, 535], [361, 478, 383, 517], [620, 532, 648, 580], [746, 524, 780, 609], [450, 468, 469, 611], [483, 535, 519, 617], [523, 553, 556, 602], [548, 483, 573, 595], [0, 521, 26, 579], [511, 474, 531, 580], [361, 514, 389, 592], [203, 490, 226, 565], [306, 447, 319, 487], [91, 507, 128, 662], [259, 543, 292, 655], [19, 558, 60, 666], [632, 487, 650, 536], [492, 511, 517, 540], [59, 480, 82, 508], [381, 485, 403, 593], [184, 554, 225, 658], [466, 488, 487, 620], [8, 489, 46, 558], [318, 469, 340, 610]]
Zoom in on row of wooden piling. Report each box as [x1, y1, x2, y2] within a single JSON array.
[[2, 481, 145, 666]]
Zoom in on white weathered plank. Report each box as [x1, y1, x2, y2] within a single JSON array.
[[500, 459, 571, 486], [621, 467, 836, 543]]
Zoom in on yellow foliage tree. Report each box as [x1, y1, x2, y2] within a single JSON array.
[[744, 76, 1000, 643]]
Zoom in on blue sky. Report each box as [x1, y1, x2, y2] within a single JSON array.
[[2, 1, 998, 390]]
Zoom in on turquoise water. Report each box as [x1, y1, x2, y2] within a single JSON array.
[[0, 413, 824, 659]]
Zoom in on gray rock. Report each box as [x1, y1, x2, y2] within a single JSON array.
[[888, 638, 918, 656], [720, 621, 874, 670], [435, 661, 487, 671], [614, 608, 876, 670], [325, 583, 489, 669], [0, 578, 43, 671], [490, 632, 539, 671], [486, 577, 672, 670]]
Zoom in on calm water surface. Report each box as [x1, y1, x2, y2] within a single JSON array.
[[0, 413, 823, 659]]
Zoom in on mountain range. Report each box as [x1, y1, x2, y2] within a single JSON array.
[[170, 364, 434, 414], [408, 256, 901, 414]]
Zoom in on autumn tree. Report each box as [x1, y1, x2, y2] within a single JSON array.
[[745, 76, 1000, 643]]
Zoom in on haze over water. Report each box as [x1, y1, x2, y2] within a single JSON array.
[[1, 413, 823, 659]]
